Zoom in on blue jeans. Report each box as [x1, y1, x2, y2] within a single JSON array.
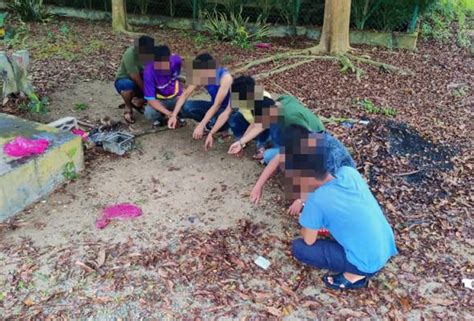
[[292, 239, 376, 277], [262, 124, 282, 164], [144, 97, 178, 122], [228, 111, 269, 149], [181, 100, 229, 131], [114, 77, 143, 97]]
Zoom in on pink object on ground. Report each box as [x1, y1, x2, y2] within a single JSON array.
[[71, 128, 89, 141], [95, 203, 143, 229], [3, 136, 49, 158], [256, 43, 272, 49]]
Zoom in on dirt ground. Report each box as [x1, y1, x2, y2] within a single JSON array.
[[0, 17, 473, 320]]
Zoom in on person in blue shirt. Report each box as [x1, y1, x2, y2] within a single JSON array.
[[283, 129, 398, 290], [168, 53, 233, 147], [250, 125, 356, 216]]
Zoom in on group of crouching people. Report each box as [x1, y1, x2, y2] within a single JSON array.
[[114, 36, 397, 290]]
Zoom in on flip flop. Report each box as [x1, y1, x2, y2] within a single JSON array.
[[322, 273, 368, 290], [123, 111, 135, 124]]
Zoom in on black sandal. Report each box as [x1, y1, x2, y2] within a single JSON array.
[[322, 273, 368, 290]]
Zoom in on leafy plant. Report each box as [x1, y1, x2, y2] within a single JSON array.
[[20, 94, 49, 113], [420, 0, 471, 47], [357, 98, 397, 117], [5, 22, 29, 49], [203, 7, 269, 49], [193, 33, 209, 49], [8, 0, 53, 22], [74, 102, 90, 111]]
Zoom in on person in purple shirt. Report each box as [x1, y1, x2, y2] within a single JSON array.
[[143, 45, 183, 126], [167, 53, 233, 144]]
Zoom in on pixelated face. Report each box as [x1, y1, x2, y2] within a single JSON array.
[[154, 57, 170, 72], [283, 169, 318, 199], [135, 39, 153, 64], [231, 85, 264, 110], [255, 103, 279, 128], [185, 59, 218, 85]]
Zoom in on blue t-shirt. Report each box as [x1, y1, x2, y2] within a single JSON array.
[[299, 166, 397, 273], [205, 67, 230, 111]]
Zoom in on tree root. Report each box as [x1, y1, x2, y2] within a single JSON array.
[[233, 48, 413, 80], [345, 53, 414, 76]]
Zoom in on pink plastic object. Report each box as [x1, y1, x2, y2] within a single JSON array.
[[71, 128, 89, 141], [256, 43, 272, 49], [95, 203, 142, 229], [3, 136, 49, 158]]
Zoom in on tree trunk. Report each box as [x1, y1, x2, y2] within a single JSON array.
[[309, 0, 352, 54], [112, 0, 129, 31]]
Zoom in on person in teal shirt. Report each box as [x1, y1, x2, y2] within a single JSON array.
[[284, 131, 397, 290]]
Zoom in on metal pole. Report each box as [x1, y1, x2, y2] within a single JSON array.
[[192, 0, 198, 30], [293, 0, 301, 35], [408, 1, 419, 33]]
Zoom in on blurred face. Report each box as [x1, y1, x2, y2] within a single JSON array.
[[256, 104, 278, 128], [154, 58, 170, 72], [186, 59, 218, 86], [284, 169, 320, 200], [135, 40, 153, 64], [231, 85, 264, 110]]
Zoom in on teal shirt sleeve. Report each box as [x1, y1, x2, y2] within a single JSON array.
[[299, 193, 324, 230]]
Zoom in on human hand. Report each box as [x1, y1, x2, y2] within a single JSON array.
[[250, 184, 263, 204], [228, 141, 243, 155], [205, 134, 214, 150], [168, 115, 177, 129], [193, 123, 205, 139], [287, 199, 304, 217]]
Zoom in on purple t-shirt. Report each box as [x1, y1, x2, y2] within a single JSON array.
[[144, 54, 183, 100]]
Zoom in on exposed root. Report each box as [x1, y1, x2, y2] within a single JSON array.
[[233, 46, 413, 80], [346, 53, 414, 76]]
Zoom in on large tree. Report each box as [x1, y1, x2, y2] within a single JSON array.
[[311, 0, 352, 54], [112, 0, 129, 32], [235, 0, 409, 79]]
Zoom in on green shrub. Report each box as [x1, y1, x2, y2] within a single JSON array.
[[421, 0, 471, 47], [8, 0, 52, 22], [203, 7, 269, 49]]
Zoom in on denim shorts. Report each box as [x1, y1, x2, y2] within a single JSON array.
[[114, 77, 143, 96]]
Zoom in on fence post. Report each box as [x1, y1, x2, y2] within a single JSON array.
[[408, 1, 420, 33], [192, 0, 198, 30], [293, 0, 301, 35]]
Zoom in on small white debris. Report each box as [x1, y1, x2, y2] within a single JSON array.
[[254, 256, 271, 270], [462, 278, 473, 289]]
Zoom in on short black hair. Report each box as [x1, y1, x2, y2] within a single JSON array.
[[282, 125, 328, 180], [137, 35, 155, 53], [193, 52, 216, 69], [154, 45, 171, 61], [231, 75, 256, 100], [254, 97, 276, 117]]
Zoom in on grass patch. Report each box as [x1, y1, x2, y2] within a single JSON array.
[[74, 102, 90, 111], [356, 98, 397, 117]]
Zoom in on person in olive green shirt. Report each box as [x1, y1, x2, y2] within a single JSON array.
[[115, 35, 154, 124], [228, 92, 325, 163], [227, 80, 325, 208]]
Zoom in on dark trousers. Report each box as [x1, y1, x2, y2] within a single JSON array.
[[292, 238, 376, 277]]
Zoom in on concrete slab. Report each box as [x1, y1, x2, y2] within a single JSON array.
[[0, 113, 84, 221]]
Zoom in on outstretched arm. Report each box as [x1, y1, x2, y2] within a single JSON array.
[[250, 154, 281, 204], [228, 122, 265, 155], [204, 104, 232, 150], [168, 85, 196, 128], [193, 74, 232, 139]]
